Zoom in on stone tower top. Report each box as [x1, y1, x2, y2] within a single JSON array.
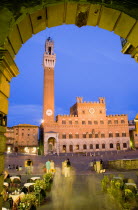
[[76, 97, 83, 103], [45, 37, 54, 55], [99, 97, 105, 104], [43, 37, 56, 68]]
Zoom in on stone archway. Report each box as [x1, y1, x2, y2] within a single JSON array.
[[116, 142, 121, 150], [1, 1, 138, 207], [48, 137, 56, 153]]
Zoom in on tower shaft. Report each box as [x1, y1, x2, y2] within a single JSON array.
[[43, 37, 56, 123]]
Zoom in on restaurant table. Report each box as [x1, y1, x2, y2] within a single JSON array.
[[2, 208, 8, 210], [113, 177, 123, 180], [3, 182, 9, 187], [31, 177, 40, 181], [24, 182, 35, 193], [125, 183, 137, 188], [9, 192, 25, 205], [10, 176, 21, 182], [24, 183, 35, 187]]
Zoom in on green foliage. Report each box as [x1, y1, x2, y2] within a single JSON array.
[[18, 193, 38, 210], [101, 175, 110, 192], [124, 184, 137, 194], [43, 173, 53, 190], [101, 175, 138, 210], [34, 179, 47, 193]]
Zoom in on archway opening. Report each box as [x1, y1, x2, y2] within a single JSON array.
[[116, 142, 120, 150], [48, 137, 56, 153]]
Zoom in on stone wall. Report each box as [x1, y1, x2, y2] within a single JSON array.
[[108, 159, 138, 169]]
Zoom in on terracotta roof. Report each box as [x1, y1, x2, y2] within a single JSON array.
[[14, 124, 39, 127]]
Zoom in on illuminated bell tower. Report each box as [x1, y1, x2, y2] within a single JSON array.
[[43, 37, 56, 123]]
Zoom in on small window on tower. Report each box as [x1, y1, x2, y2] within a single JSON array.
[[48, 47, 51, 54]]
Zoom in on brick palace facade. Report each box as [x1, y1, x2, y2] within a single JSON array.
[[42, 38, 130, 155]]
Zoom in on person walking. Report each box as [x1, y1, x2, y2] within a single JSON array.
[[46, 160, 51, 173], [65, 158, 71, 177]]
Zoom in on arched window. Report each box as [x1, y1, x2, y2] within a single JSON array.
[[96, 144, 99, 149], [75, 133, 79, 138], [89, 133, 92, 138], [100, 120, 104, 124], [76, 145, 79, 150], [123, 143, 127, 148], [102, 144, 105, 149], [122, 132, 126, 137], [69, 134, 73, 139], [62, 134, 66, 139], [83, 133, 86, 138], [95, 133, 98, 138], [110, 143, 113, 148], [115, 132, 120, 137], [101, 133, 105, 138], [63, 145, 66, 152], [109, 132, 113, 138], [83, 144, 87, 149], [121, 119, 125, 124]]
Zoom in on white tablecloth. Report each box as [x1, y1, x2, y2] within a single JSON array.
[[113, 177, 123, 180], [3, 182, 8, 187], [24, 183, 35, 187], [9, 193, 24, 203], [31, 177, 40, 181], [125, 183, 137, 188], [10, 176, 20, 182]]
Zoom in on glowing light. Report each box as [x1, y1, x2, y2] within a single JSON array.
[[41, 119, 44, 123], [7, 147, 11, 153], [130, 141, 133, 147], [24, 147, 29, 153], [32, 147, 37, 153]]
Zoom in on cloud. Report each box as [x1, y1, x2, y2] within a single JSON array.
[[8, 104, 42, 127]]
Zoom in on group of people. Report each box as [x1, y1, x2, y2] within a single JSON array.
[[45, 159, 55, 174], [8, 164, 22, 171], [45, 158, 71, 177]]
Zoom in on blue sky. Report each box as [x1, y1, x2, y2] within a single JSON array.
[[8, 25, 138, 126]]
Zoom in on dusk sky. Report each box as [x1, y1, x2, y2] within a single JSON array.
[[8, 24, 138, 127]]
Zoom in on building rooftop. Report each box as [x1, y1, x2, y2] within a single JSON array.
[[14, 124, 39, 127]]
